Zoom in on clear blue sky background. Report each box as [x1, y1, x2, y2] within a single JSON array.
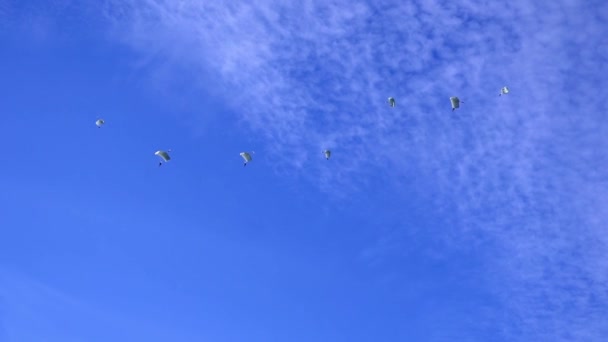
[[1, 1, 607, 341]]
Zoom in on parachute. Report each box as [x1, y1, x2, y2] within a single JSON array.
[[500, 86, 509, 96], [95, 119, 105, 128], [240, 152, 252, 166], [323, 150, 331, 160], [387, 97, 396, 107], [450, 97, 461, 111], [155, 150, 171, 166]]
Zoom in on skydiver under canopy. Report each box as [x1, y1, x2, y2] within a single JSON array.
[[155, 150, 171, 166], [240, 152, 252, 166], [450, 97, 461, 111]]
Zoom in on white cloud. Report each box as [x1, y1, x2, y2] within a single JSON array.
[[102, 0, 608, 339]]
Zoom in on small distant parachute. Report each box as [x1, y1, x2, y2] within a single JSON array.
[[323, 150, 331, 160], [387, 97, 396, 107], [95, 119, 105, 128], [155, 150, 171, 166], [240, 152, 253, 166], [499, 86, 509, 96], [450, 97, 461, 111]]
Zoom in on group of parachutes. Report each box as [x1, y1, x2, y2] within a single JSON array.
[[94, 86, 510, 167]]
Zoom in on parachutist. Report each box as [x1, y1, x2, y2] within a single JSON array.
[[155, 150, 171, 165], [450, 97, 461, 111], [240, 152, 252, 166]]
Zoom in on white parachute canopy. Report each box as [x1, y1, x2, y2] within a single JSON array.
[[450, 97, 461, 111], [155, 150, 171, 166], [323, 150, 331, 160], [500, 86, 509, 96], [240, 152, 253, 166], [387, 97, 396, 107], [95, 119, 105, 128]]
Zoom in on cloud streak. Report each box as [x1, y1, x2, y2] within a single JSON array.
[[0, 268, 202, 341], [102, 0, 608, 339]]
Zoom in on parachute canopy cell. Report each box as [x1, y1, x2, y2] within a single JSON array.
[[240, 152, 252, 165], [388, 97, 396, 107], [500, 86, 509, 95], [155, 150, 171, 162], [450, 97, 460, 111], [95, 119, 105, 127], [323, 150, 331, 160]]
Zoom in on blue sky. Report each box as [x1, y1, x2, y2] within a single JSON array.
[[1, 0, 607, 341]]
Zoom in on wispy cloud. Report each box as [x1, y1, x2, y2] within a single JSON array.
[[0, 268, 200, 341], [102, 0, 608, 339]]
